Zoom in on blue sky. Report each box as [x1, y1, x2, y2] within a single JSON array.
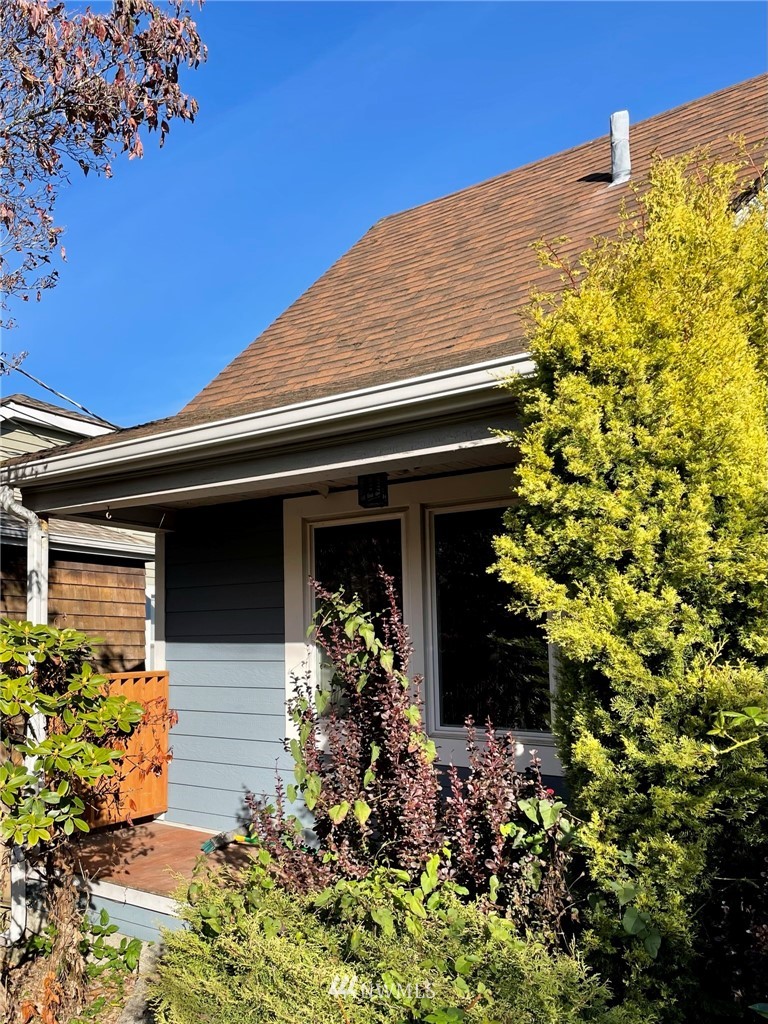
[[3, 1, 766, 427]]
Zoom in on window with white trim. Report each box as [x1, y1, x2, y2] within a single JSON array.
[[428, 505, 550, 731], [283, 470, 559, 773]]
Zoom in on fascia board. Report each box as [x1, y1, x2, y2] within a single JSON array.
[[0, 402, 111, 438], [5, 354, 531, 486], [22, 414, 519, 516]]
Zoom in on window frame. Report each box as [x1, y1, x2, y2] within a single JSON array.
[[282, 469, 561, 774], [424, 500, 557, 749]]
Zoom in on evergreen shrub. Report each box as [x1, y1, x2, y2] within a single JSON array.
[[491, 152, 768, 1015], [153, 862, 652, 1024]]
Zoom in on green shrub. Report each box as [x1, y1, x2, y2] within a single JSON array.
[[153, 863, 653, 1024], [490, 152, 768, 1015], [0, 619, 144, 851], [0, 621, 146, 1020]]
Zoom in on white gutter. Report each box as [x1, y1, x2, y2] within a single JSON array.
[[3, 353, 533, 485], [0, 486, 49, 945]]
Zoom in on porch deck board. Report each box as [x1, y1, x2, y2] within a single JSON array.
[[74, 820, 252, 897]]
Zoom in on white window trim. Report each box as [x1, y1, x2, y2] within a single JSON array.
[[282, 469, 561, 775]]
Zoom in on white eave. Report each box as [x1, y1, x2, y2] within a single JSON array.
[[0, 400, 111, 438], [3, 354, 532, 488]]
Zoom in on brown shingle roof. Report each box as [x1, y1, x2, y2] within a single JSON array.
[[5, 75, 766, 467], [184, 74, 767, 419]]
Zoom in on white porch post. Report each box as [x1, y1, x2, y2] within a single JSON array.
[[153, 532, 166, 670], [26, 514, 49, 624], [0, 491, 49, 945]]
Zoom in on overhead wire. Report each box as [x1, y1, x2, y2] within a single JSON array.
[[0, 355, 117, 428]]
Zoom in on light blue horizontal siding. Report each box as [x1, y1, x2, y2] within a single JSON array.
[[173, 709, 284, 742], [161, 805, 242, 834], [169, 765, 289, 803], [166, 581, 282, 613], [171, 685, 284, 716], [164, 607, 284, 640], [165, 499, 286, 832], [168, 776, 288, 826], [166, 641, 284, 663], [164, 538, 283, 570], [170, 760, 287, 794], [168, 659, 283, 689], [166, 557, 282, 588], [89, 893, 184, 943], [169, 734, 290, 769]]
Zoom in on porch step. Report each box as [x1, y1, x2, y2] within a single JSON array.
[[76, 820, 253, 941]]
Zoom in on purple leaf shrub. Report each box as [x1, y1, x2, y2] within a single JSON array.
[[247, 571, 578, 941]]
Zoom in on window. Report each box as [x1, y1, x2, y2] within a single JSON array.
[[431, 506, 550, 731], [313, 518, 403, 616], [311, 516, 403, 691], [283, 470, 560, 774]]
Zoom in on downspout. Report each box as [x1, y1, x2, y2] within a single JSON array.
[[0, 485, 49, 945]]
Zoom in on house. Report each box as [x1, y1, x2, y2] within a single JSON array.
[[0, 394, 155, 671], [2, 76, 766, 939]]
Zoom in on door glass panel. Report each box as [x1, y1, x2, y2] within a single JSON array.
[[313, 518, 403, 616], [433, 506, 550, 730]]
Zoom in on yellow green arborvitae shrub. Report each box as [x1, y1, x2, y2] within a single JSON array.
[[492, 153, 768, 1015]]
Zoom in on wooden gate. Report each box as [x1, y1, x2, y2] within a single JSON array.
[[86, 671, 171, 828]]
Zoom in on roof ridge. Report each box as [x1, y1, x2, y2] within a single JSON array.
[[376, 73, 768, 227]]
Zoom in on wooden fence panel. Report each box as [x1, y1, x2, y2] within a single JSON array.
[[86, 671, 171, 828]]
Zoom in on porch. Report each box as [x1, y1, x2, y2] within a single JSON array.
[[74, 821, 254, 942], [74, 669, 256, 940], [76, 820, 252, 899]]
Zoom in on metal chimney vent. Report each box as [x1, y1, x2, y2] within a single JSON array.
[[610, 110, 631, 185]]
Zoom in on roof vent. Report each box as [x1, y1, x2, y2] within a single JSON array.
[[610, 110, 631, 185]]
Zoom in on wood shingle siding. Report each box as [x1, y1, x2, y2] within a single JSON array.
[[0, 546, 147, 670], [164, 498, 288, 832]]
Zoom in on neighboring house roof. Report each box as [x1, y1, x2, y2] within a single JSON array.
[[1, 393, 153, 559], [0, 393, 109, 431], [3, 75, 767, 472], [1, 516, 155, 558], [0, 394, 111, 453]]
